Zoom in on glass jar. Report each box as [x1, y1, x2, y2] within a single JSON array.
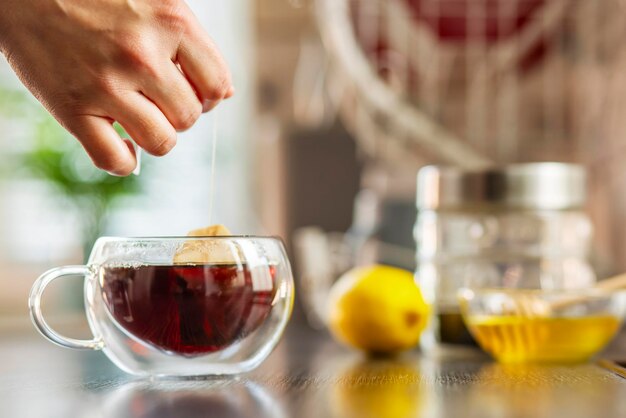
[[414, 163, 595, 350]]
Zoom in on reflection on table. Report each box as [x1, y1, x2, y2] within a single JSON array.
[[1, 320, 625, 418], [87, 380, 284, 418]]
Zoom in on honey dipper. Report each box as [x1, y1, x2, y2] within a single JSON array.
[[513, 273, 626, 317]]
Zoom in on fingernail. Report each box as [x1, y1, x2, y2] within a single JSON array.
[[132, 149, 142, 176], [122, 139, 141, 176], [202, 99, 219, 113]]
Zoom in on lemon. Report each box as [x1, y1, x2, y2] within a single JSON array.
[[327, 265, 429, 354]]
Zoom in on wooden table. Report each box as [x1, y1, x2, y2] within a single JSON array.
[[1, 318, 625, 418]]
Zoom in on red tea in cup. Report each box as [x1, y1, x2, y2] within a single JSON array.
[[100, 264, 276, 356]]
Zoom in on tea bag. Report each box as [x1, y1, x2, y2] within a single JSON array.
[[173, 224, 238, 265], [186, 224, 232, 237]]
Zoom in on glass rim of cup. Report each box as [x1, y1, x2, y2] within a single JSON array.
[[95, 235, 285, 241]]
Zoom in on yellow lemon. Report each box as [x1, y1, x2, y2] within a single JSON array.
[[328, 265, 429, 354]]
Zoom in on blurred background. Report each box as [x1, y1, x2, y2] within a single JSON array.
[[3, 0, 626, 329]]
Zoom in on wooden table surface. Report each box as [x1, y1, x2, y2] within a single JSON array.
[[1, 318, 626, 418]]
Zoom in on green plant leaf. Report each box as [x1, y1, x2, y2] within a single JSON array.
[[0, 86, 146, 248]]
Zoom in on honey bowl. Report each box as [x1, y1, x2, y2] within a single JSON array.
[[458, 288, 626, 363]]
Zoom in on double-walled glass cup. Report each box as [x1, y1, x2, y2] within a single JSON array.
[[29, 236, 294, 377]]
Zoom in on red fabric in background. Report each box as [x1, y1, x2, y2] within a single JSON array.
[[403, 0, 546, 43], [350, 0, 554, 74]]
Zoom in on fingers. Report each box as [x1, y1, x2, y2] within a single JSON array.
[[69, 90, 179, 175], [107, 92, 178, 157], [176, 13, 233, 109], [140, 62, 202, 131], [68, 115, 137, 176]]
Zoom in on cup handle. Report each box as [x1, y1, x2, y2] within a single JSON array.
[[28, 265, 104, 350]]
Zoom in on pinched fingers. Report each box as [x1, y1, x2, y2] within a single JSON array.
[[176, 11, 233, 111], [140, 62, 203, 132], [46, 1, 234, 176], [64, 91, 178, 175], [107, 92, 178, 157], [67, 115, 137, 176]]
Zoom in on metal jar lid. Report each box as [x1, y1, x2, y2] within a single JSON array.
[[416, 163, 586, 210]]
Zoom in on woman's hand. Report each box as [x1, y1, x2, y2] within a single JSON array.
[[0, 0, 233, 175]]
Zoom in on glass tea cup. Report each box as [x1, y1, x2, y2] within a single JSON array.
[[29, 236, 294, 377]]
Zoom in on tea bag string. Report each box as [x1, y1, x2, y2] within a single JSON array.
[[208, 110, 218, 225], [129, 109, 219, 224]]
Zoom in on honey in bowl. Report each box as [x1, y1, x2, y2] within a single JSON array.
[[459, 288, 626, 364], [466, 315, 621, 363]]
